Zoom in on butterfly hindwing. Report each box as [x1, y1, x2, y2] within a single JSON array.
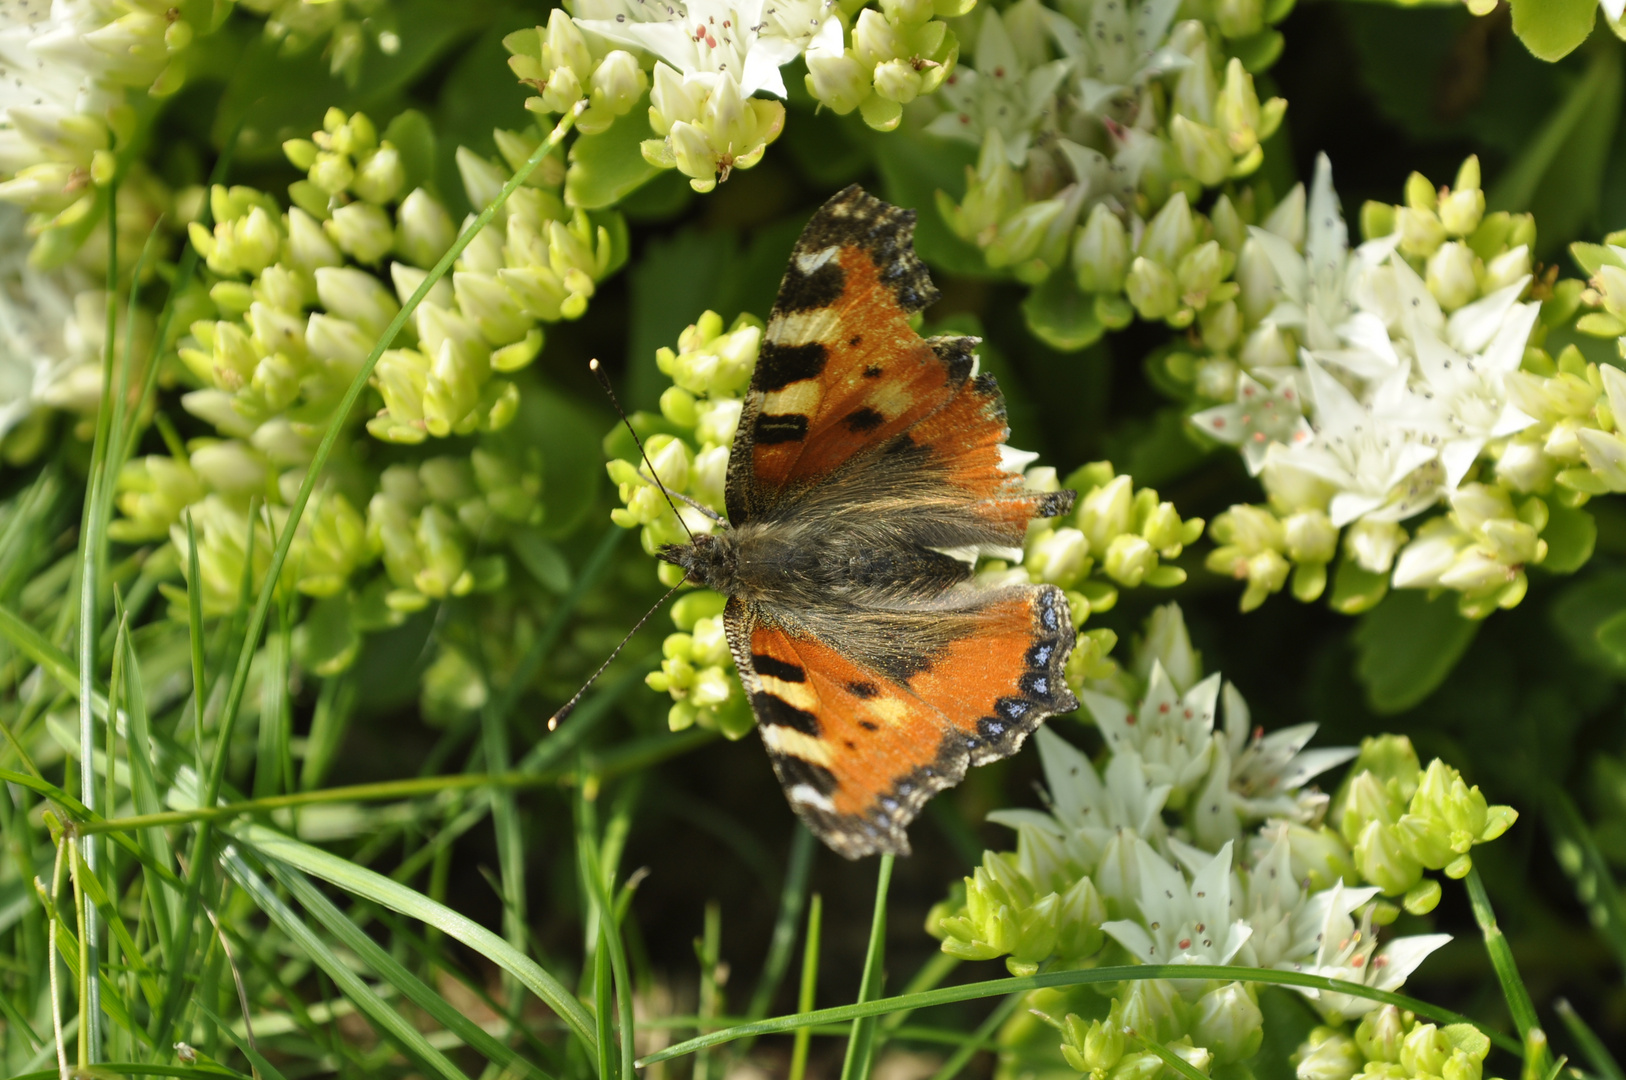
[[727, 586, 1077, 859]]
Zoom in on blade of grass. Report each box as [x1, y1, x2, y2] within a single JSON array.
[[695, 901, 722, 1080], [789, 893, 822, 1080], [637, 962, 1522, 1067], [1464, 866, 1545, 1063], [230, 819, 597, 1052], [220, 846, 478, 1080], [1545, 787, 1626, 973], [299, 675, 354, 792], [180, 106, 586, 1014], [1553, 999, 1622, 1080], [258, 855, 552, 1080], [840, 853, 893, 1080], [577, 783, 636, 1080], [740, 825, 815, 1053], [927, 993, 1019, 1080], [10, 1064, 255, 1080], [1135, 1035, 1214, 1080], [878, 952, 960, 1037]]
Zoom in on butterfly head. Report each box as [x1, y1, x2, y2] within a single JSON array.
[[657, 532, 739, 593]]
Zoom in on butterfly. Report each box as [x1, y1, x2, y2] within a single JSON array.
[[660, 186, 1079, 858]]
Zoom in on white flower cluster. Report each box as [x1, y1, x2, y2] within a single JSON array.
[[1194, 154, 1579, 617], [0, 201, 102, 462], [928, 0, 1285, 297], [506, 0, 970, 195], [930, 602, 1467, 1069]]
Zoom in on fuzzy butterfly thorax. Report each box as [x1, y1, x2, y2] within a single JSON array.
[[662, 185, 1082, 859]]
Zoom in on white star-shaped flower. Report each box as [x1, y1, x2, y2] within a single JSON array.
[[1190, 682, 1357, 849], [926, 5, 1070, 165], [1192, 372, 1313, 475], [1043, 0, 1188, 112], [574, 0, 841, 98], [1399, 293, 1538, 487], [1270, 355, 1444, 527], [1103, 840, 1252, 967], [1082, 661, 1218, 802], [1281, 882, 1451, 1020]]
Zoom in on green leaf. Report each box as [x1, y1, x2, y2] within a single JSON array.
[[566, 106, 661, 210], [1511, 0, 1597, 61], [384, 109, 439, 197], [1540, 502, 1597, 573], [232, 821, 600, 1054], [1595, 609, 1626, 664], [293, 592, 362, 676], [1552, 569, 1626, 674], [509, 528, 572, 592], [1021, 274, 1107, 353], [1353, 589, 1480, 713], [1489, 42, 1621, 253]]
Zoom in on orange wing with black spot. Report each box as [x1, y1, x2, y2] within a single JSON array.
[[727, 587, 1077, 859], [727, 185, 1060, 529]]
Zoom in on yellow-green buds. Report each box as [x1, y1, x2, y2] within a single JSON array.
[[642, 65, 786, 193], [646, 591, 754, 738]]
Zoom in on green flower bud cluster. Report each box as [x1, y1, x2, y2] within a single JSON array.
[[505, 11, 649, 135], [922, 0, 1286, 344], [1389, 484, 1549, 618], [1016, 461, 1205, 637], [160, 486, 369, 619], [643, 591, 755, 738], [642, 63, 787, 194], [1057, 994, 1234, 1079], [606, 310, 759, 585], [366, 449, 543, 613], [1332, 735, 1516, 914], [1294, 1009, 1493, 1080], [805, 0, 971, 131], [930, 848, 1107, 975]]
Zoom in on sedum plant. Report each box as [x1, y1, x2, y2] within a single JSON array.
[[1, 0, 1625, 1079]]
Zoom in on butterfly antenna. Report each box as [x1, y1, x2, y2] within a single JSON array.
[[547, 578, 687, 730], [590, 358, 699, 545]]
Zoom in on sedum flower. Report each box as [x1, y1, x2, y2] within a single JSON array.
[[645, 590, 754, 738], [1082, 662, 1219, 806], [1192, 371, 1312, 475], [1281, 890, 1451, 1021], [925, 4, 1068, 165], [642, 64, 786, 192], [1102, 840, 1252, 966]]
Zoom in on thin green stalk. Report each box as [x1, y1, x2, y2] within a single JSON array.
[[788, 893, 822, 1080], [1134, 1035, 1213, 1080], [73, 175, 121, 1067], [577, 786, 637, 1080], [1464, 866, 1545, 1065], [638, 962, 1523, 1067], [744, 825, 815, 1025], [840, 853, 893, 1080], [1553, 999, 1622, 1080], [695, 901, 723, 1080], [927, 994, 1019, 1080]]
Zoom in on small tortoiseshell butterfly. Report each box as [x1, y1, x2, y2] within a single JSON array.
[[662, 186, 1078, 859]]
